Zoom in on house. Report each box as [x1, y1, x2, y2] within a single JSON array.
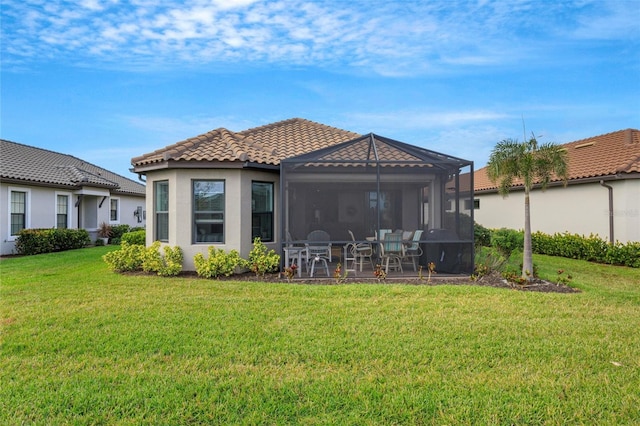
[[131, 118, 474, 273], [1, 140, 146, 255], [473, 129, 640, 243]]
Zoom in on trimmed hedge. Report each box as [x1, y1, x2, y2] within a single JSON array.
[[532, 231, 640, 268], [15, 228, 91, 255], [475, 227, 639, 268]]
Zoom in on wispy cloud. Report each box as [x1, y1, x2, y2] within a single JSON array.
[[345, 110, 512, 131], [2, 0, 634, 75]]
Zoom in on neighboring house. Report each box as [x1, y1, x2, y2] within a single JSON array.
[[473, 129, 640, 243], [131, 118, 474, 272], [1, 140, 146, 255]]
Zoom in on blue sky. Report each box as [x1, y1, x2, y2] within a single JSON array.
[[2, 0, 639, 179]]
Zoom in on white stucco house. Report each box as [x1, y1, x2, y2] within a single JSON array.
[[473, 129, 640, 243], [0, 139, 146, 255], [131, 118, 475, 273]]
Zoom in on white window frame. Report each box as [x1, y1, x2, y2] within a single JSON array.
[[109, 197, 120, 224], [8, 186, 31, 241], [54, 192, 72, 229], [154, 181, 169, 243]]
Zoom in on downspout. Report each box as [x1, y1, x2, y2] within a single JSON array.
[[75, 195, 83, 228], [599, 180, 614, 243]]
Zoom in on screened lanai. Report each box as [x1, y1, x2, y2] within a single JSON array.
[[280, 133, 475, 276]]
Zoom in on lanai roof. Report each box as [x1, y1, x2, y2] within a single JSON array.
[[283, 133, 472, 171], [474, 128, 640, 192], [131, 118, 361, 170], [1, 139, 145, 196]]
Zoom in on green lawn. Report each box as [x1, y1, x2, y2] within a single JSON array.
[[1, 246, 639, 425]]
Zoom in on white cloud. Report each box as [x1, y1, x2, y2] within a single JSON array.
[[1, 0, 636, 75], [346, 110, 512, 130]]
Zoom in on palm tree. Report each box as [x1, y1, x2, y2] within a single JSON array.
[[486, 135, 568, 281]]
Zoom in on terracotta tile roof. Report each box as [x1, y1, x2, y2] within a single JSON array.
[[1, 139, 146, 196], [474, 128, 640, 192], [131, 118, 361, 169]]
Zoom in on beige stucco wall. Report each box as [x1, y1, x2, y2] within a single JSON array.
[[145, 168, 280, 271], [474, 179, 639, 243]]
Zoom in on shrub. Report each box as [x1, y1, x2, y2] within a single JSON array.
[[110, 224, 131, 240], [491, 228, 524, 257], [245, 237, 280, 277], [531, 231, 639, 268], [102, 242, 146, 272], [15, 228, 90, 255], [472, 247, 506, 280], [103, 241, 183, 275], [604, 241, 640, 268], [121, 230, 146, 246], [142, 241, 183, 277], [474, 222, 492, 247], [194, 247, 243, 279]]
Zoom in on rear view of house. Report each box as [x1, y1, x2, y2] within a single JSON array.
[[132, 118, 475, 274], [1, 140, 146, 255]]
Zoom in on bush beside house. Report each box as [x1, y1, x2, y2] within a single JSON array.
[[15, 228, 91, 255], [475, 225, 639, 268]]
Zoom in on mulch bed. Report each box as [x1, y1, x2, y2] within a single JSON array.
[[184, 270, 580, 293]]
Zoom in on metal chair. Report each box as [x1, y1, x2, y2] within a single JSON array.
[[379, 231, 405, 273], [348, 230, 374, 272], [402, 229, 423, 271], [305, 230, 331, 277]]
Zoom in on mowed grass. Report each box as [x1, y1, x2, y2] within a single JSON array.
[[1, 247, 639, 425]]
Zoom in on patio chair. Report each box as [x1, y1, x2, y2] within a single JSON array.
[[379, 231, 405, 273], [402, 229, 423, 271], [283, 231, 307, 277], [347, 230, 374, 272], [305, 230, 332, 277], [376, 229, 392, 242]]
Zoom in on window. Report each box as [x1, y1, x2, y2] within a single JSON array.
[[464, 199, 480, 210], [56, 194, 69, 229], [9, 189, 29, 237], [193, 180, 224, 243], [252, 181, 274, 242], [154, 181, 169, 242], [110, 198, 119, 222]]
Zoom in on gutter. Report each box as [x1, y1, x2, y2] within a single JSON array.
[[599, 180, 614, 243]]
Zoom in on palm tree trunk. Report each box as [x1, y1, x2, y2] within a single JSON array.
[[522, 189, 533, 281]]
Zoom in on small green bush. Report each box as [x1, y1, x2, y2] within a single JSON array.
[[194, 247, 243, 279], [110, 224, 131, 241], [472, 247, 506, 280], [245, 237, 280, 277], [103, 241, 183, 275], [490, 228, 524, 257], [102, 242, 146, 272], [142, 241, 183, 277], [15, 228, 90, 255], [474, 222, 492, 247], [121, 230, 146, 246]]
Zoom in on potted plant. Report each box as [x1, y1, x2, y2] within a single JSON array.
[[97, 222, 112, 245]]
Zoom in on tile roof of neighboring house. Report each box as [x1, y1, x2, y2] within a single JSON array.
[[1, 139, 146, 196], [474, 128, 640, 192], [131, 118, 361, 169]]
